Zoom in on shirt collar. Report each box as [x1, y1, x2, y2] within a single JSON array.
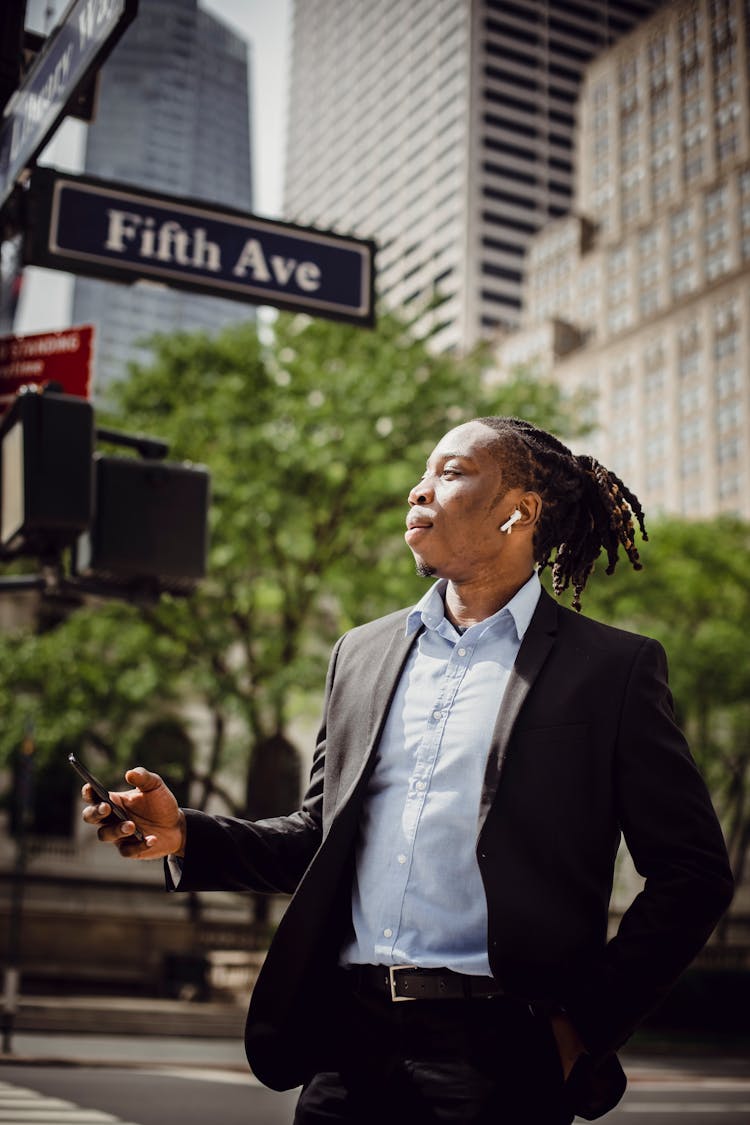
[[406, 571, 542, 641]]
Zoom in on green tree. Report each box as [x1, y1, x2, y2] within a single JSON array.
[[0, 312, 587, 819], [581, 516, 750, 892]]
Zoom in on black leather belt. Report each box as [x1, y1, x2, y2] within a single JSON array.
[[346, 964, 506, 1002]]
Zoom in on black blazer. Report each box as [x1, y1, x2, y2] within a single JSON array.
[[173, 589, 733, 1114]]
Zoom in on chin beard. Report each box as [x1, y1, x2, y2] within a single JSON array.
[[415, 561, 436, 578]]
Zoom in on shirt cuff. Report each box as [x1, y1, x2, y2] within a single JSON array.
[[167, 855, 184, 887]]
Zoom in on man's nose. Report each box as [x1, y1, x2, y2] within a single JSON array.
[[408, 478, 433, 506]]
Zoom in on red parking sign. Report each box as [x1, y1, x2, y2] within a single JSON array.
[[0, 325, 93, 415]]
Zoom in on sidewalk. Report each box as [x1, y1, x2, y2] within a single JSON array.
[[1, 1030, 248, 1071], [11, 994, 246, 1039], [1, 993, 248, 1071]]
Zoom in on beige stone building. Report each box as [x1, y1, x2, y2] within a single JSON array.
[[495, 0, 750, 519]]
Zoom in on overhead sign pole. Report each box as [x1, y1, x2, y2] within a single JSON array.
[[0, 0, 138, 213], [24, 168, 376, 326]]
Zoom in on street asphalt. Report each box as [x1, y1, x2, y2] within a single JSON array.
[[3, 1028, 749, 1082]]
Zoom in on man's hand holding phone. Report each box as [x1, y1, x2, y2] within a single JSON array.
[[75, 758, 186, 860]]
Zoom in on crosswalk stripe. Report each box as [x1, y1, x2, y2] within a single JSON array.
[[0, 1080, 140, 1125], [623, 1103, 750, 1114]]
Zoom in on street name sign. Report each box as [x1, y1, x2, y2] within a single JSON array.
[[0, 0, 138, 212], [0, 324, 93, 415], [25, 168, 376, 325]]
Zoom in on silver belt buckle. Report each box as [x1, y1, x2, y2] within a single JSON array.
[[389, 964, 418, 1002]]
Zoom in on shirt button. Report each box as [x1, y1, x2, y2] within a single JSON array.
[[458, 647, 467, 657], [383, 928, 393, 938], [433, 710, 442, 719], [415, 780, 426, 791], [397, 854, 407, 865]]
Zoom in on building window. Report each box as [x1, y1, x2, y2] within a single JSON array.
[[716, 400, 742, 432], [672, 241, 694, 268], [714, 331, 738, 358], [640, 290, 660, 316], [645, 368, 666, 394], [671, 207, 694, 236], [682, 96, 705, 126], [620, 56, 638, 85], [706, 250, 731, 279], [716, 367, 740, 398], [680, 67, 701, 98], [622, 194, 641, 223], [640, 260, 660, 287], [650, 87, 671, 116], [608, 306, 633, 333], [639, 228, 660, 255], [646, 433, 667, 460], [705, 218, 729, 248], [593, 79, 610, 108], [652, 175, 672, 204], [651, 119, 672, 147], [621, 109, 641, 137], [680, 384, 704, 414], [621, 139, 639, 167], [713, 295, 740, 329], [646, 398, 668, 432], [717, 435, 740, 462], [718, 474, 741, 499], [684, 155, 704, 183], [678, 351, 701, 378], [717, 133, 738, 163], [705, 184, 729, 216], [672, 269, 697, 298], [681, 450, 703, 476]]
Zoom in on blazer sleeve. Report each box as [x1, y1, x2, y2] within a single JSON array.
[[166, 635, 344, 896], [564, 636, 734, 1057]]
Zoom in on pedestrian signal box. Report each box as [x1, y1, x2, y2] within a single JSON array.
[[0, 388, 93, 555], [0, 386, 209, 602], [73, 454, 209, 595]]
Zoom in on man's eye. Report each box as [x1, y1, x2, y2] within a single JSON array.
[[443, 468, 461, 477]]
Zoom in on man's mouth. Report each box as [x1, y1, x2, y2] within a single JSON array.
[[405, 512, 433, 542]]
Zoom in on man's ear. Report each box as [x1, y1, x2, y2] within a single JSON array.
[[517, 492, 542, 529]]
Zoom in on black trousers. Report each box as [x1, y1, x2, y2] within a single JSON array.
[[294, 983, 575, 1124]]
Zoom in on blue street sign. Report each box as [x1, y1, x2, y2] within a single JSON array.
[[25, 168, 376, 325], [0, 0, 138, 211]]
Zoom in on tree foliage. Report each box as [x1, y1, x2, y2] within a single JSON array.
[[0, 312, 588, 817], [581, 516, 750, 887]]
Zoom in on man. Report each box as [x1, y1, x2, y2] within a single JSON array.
[[83, 417, 733, 1124]]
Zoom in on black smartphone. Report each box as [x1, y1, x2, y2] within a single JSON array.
[[68, 752, 145, 842]]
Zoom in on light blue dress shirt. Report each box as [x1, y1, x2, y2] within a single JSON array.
[[340, 572, 542, 975]]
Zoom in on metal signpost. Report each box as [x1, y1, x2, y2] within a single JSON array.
[[24, 168, 376, 325], [0, 0, 138, 213], [0, 0, 379, 1058], [0, 324, 93, 414]]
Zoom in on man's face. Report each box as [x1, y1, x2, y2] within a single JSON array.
[[405, 420, 519, 582]]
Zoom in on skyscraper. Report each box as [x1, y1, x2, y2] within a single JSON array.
[[496, 0, 750, 519], [283, 0, 659, 353], [71, 0, 253, 389]]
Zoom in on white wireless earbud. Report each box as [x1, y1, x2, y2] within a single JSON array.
[[500, 509, 522, 533]]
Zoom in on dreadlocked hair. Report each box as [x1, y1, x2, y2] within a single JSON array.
[[473, 416, 648, 612]]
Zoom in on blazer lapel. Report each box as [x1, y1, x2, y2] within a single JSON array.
[[336, 618, 422, 809], [477, 588, 559, 833]]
